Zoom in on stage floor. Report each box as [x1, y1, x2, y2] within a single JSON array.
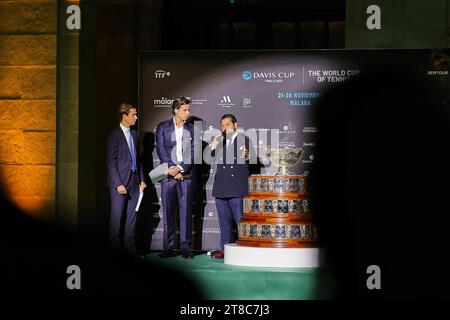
[[143, 251, 334, 300]]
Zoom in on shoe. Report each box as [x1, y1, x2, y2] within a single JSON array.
[[181, 248, 194, 259], [159, 249, 176, 258], [212, 251, 224, 259]]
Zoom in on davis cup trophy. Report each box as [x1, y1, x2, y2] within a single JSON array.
[[264, 146, 303, 176], [236, 146, 318, 248]]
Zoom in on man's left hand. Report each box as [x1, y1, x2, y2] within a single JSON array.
[[140, 181, 147, 191]]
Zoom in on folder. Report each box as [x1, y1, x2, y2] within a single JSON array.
[[149, 162, 169, 184]]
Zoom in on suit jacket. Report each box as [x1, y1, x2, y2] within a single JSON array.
[[211, 133, 255, 198], [106, 126, 144, 188], [155, 118, 196, 178]]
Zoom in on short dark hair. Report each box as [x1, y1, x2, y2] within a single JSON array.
[[220, 113, 237, 123], [171, 96, 191, 115], [117, 102, 135, 121]]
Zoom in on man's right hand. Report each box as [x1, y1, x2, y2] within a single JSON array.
[[174, 173, 184, 181], [211, 135, 222, 150], [116, 185, 127, 195]]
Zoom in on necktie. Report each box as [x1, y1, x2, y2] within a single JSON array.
[[128, 129, 137, 172]]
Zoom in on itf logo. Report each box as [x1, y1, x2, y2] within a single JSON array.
[[154, 70, 171, 79], [242, 70, 252, 80]]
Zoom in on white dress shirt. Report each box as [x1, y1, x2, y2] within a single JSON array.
[[120, 123, 133, 151], [173, 118, 185, 172], [226, 131, 238, 147]]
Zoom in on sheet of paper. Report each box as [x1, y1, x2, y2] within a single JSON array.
[[135, 188, 144, 212]]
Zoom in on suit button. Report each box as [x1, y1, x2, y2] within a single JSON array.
[[231, 174, 234, 177], [231, 166, 233, 169], [223, 166, 226, 169]]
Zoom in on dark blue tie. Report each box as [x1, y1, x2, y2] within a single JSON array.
[[127, 129, 137, 172]]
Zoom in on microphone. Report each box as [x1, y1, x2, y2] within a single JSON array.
[[215, 130, 226, 143]]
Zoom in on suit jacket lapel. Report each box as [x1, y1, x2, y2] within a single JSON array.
[[118, 126, 131, 160], [132, 130, 138, 154], [168, 119, 176, 147], [182, 124, 191, 155]]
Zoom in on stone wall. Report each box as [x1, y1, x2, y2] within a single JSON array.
[[0, 0, 57, 220]]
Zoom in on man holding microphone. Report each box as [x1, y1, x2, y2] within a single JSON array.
[[208, 114, 254, 259]]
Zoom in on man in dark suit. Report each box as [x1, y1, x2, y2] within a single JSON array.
[[156, 97, 196, 259], [209, 114, 255, 259], [107, 102, 146, 254]]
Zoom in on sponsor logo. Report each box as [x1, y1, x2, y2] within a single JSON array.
[[154, 70, 171, 79], [191, 99, 208, 105], [302, 142, 316, 147], [242, 70, 296, 83], [280, 125, 296, 134], [242, 70, 252, 80], [279, 141, 296, 148], [203, 228, 221, 234], [221, 96, 231, 103], [242, 97, 253, 108], [303, 126, 318, 133], [301, 154, 315, 164], [153, 97, 174, 107], [218, 96, 235, 108], [427, 70, 448, 76], [202, 217, 218, 221]]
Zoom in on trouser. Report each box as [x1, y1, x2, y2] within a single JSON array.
[[160, 178, 193, 250], [215, 197, 243, 250], [109, 172, 140, 254]]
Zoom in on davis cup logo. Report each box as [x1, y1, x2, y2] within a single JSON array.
[[242, 70, 252, 80]]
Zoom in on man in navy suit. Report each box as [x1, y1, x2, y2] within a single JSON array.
[[156, 97, 196, 259], [107, 103, 146, 254], [209, 114, 255, 259]]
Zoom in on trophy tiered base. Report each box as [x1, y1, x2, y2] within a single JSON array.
[[224, 175, 321, 268], [237, 175, 317, 248]]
